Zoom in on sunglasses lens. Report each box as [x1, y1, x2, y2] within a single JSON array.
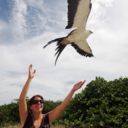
[[32, 100, 44, 105], [40, 100, 44, 104], [32, 100, 38, 104]]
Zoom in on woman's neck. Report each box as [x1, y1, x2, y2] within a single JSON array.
[[32, 112, 43, 120]]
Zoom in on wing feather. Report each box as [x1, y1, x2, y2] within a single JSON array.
[[71, 40, 93, 57], [66, 0, 92, 30]]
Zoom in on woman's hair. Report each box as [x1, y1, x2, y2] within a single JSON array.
[[29, 95, 44, 106]]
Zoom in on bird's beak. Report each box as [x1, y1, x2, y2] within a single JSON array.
[[91, 32, 93, 34]]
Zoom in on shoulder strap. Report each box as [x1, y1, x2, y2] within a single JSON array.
[[41, 113, 50, 128]]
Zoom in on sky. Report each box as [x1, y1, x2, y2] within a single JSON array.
[[0, 0, 128, 105]]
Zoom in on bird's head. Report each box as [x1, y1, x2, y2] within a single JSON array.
[[89, 30, 93, 34], [86, 30, 93, 36]]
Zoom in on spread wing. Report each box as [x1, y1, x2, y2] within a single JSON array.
[[66, 0, 92, 30], [71, 40, 93, 57]]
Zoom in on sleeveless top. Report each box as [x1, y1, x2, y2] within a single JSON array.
[[23, 113, 50, 128]]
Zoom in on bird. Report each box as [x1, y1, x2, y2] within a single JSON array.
[[43, 0, 93, 65]]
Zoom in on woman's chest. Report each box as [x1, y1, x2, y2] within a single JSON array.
[[33, 120, 50, 128], [33, 120, 42, 128]]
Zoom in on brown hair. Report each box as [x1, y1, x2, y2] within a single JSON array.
[[29, 95, 44, 106]]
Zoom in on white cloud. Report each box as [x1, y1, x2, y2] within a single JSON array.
[[9, 0, 27, 41], [95, 0, 114, 7], [0, 0, 128, 105], [25, 0, 45, 12], [0, 20, 8, 31]]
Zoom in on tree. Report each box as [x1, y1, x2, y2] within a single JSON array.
[[58, 77, 128, 128], [0, 97, 62, 125]]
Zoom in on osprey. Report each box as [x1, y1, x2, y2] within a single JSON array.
[[43, 0, 93, 65]]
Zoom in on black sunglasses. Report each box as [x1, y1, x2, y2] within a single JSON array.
[[31, 100, 44, 105]]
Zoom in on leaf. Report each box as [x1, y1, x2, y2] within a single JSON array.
[[100, 121, 105, 126]]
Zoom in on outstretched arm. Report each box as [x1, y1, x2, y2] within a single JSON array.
[[19, 64, 36, 127], [49, 80, 86, 124]]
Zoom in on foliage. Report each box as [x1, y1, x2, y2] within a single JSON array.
[[0, 99, 20, 124], [0, 97, 29, 125], [57, 77, 128, 128], [0, 97, 61, 126], [43, 100, 62, 114], [0, 77, 128, 128]]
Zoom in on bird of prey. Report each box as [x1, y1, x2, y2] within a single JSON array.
[[43, 0, 93, 65]]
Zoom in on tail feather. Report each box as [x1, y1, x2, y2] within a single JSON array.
[[43, 37, 67, 65], [55, 44, 66, 65], [43, 37, 64, 48], [55, 44, 64, 55]]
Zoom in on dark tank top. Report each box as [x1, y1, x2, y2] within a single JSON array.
[[23, 113, 50, 128]]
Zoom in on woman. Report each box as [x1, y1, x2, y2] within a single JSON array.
[[19, 64, 86, 128]]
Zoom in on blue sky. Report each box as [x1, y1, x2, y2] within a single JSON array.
[[0, 0, 128, 105]]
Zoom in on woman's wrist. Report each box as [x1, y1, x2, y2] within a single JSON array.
[[71, 88, 75, 93], [28, 77, 33, 81]]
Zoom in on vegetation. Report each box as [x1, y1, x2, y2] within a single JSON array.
[[1, 123, 66, 128], [0, 98, 61, 126], [56, 77, 128, 128], [0, 77, 128, 128]]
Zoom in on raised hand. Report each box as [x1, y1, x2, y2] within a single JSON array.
[[72, 80, 86, 92], [28, 64, 36, 79]]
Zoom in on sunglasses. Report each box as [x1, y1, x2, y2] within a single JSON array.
[[31, 100, 44, 105]]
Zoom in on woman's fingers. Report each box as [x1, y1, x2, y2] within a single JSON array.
[[81, 80, 86, 86], [34, 69, 36, 74], [28, 64, 36, 78], [78, 80, 86, 86], [29, 64, 32, 69], [73, 80, 86, 91], [79, 80, 85, 88]]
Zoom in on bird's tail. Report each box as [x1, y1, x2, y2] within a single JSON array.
[[43, 37, 67, 65], [43, 37, 64, 48]]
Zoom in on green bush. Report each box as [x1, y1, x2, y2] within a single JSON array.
[[0, 98, 25, 124], [0, 77, 128, 128], [58, 77, 128, 128], [0, 97, 61, 125]]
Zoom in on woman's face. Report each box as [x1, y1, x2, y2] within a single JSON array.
[[30, 96, 44, 113]]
